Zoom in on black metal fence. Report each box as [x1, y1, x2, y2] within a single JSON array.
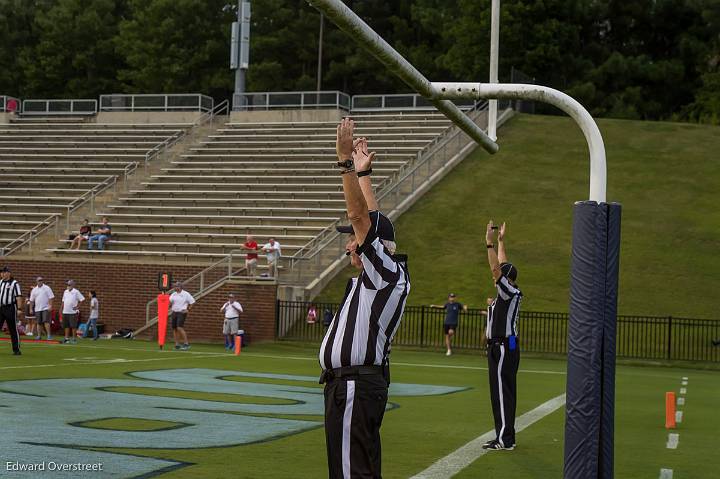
[[277, 301, 720, 363]]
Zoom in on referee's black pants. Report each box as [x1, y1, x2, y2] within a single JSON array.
[[324, 374, 388, 478], [487, 340, 520, 446], [0, 305, 21, 353]]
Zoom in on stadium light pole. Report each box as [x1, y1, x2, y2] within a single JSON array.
[[229, 0, 251, 110], [488, 0, 500, 141]]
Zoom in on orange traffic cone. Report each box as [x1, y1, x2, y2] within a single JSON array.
[[234, 334, 242, 356], [665, 392, 676, 429]]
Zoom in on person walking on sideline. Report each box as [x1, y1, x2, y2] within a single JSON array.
[[319, 119, 410, 478], [220, 293, 243, 351], [0, 266, 23, 355], [84, 291, 99, 340], [169, 282, 195, 350], [482, 221, 523, 451], [29, 277, 54, 340], [61, 280, 85, 344], [431, 293, 468, 356]]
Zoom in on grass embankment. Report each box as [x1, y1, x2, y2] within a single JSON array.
[[316, 114, 720, 319]]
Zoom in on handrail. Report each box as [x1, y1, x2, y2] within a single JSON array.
[[21, 98, 97, 115], [99, 94, 214, 112], [0, 214, 60, 256], [288, 101, 490, 265], [194, 99, 230, 127], [65, 175, 119, 231], [351, 93, 480, 111], [233, 90, 351, 111], [143, 249, 256, 326]]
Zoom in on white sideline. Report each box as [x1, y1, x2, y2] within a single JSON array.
[[0, 354, 222, 370], [410, 394, 566, 478]]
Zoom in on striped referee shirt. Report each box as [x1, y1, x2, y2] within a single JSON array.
[[319, 233, 410, 370], [486, 276, 522, 339], [1, 278, 22, 306]]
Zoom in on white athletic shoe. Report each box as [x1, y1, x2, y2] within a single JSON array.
[[446, 349, 452, 356], [26, 332, 34, 336]]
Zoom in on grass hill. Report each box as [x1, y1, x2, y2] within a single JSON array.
[[315, 114, 720, 319]]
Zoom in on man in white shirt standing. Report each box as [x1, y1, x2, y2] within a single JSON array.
[[29, 277, 54, 340], [261, 238, 282, 278], [220, 293, 243, 351], [169, 282, 195, 351], [61, 280, 85, 344]]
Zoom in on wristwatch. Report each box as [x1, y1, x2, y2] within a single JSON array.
[[336, 159, 353, 170]]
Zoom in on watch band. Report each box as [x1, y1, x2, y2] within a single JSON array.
[[357, 168, 372, 177], [487, 244, 494, 248]]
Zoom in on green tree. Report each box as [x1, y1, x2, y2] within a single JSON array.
[[115, 0, 233, 99], [15, 0, 127, 98]]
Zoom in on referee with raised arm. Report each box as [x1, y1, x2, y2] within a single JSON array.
[[482, 221, 523, 451], [319, 118, 410, 478], [1, 266, 24, 355]]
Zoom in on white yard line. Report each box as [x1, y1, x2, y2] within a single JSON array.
[[666, 433, 679, 449], [410, 394, 566, 478], [659, 468, 674, 479], [677, 397, 685, 406], [675, 411, 683, 423], [679, 387, 686, 395]]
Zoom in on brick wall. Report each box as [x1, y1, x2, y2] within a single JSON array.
[[2, 259, 277, 344]]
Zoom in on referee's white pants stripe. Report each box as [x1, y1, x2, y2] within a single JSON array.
[[342, 380, 356, 479], [497, 344, 506, 447]]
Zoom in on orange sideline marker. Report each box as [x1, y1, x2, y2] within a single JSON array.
[[234, 334, 242, 355], [665, 392, 676, 429]]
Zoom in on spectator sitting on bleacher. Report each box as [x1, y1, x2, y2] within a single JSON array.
[[87, 217, 112, 251], [70, 219, 91, 250], [261, 238, 282, 278]]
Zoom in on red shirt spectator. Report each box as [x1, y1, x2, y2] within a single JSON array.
[[244, 239, 258, 260]]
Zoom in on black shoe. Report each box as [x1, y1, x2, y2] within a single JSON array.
[[484, 440, 515, 451], [482, 439, 497, 448], [712, 339, 720, 346], [13, 350, 21, 356], [174, 344, 181, 350]]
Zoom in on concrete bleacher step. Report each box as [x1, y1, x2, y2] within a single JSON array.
[[148, 174, 389, 184], [128, 189, 344, 200], [105, 204, 345, 218], [103, 222, 326, 236], [116, 196, 346, 208], [97, 212, 335, 226], [141, 181, 349, 191]]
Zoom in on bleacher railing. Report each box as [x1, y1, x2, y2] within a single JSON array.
[[0, 214, 60, 257], [283, 101, 495, 287], [1, 95, 21, 113], [233, 91, 351, 111], [277, 301, 720, 363], [352, 93, 479, 111], [21, 99, 97, 115], [99, 94, 213, 112], [65, 175, 120, 232]]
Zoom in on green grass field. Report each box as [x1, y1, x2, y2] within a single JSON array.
[[316, 114, 720, 319], [1, 337, 718, 478]]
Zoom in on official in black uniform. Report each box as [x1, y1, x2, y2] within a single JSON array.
[[482, 221, 523, 450], [319, 119, 410, 478], [0, 266, 24, 355]]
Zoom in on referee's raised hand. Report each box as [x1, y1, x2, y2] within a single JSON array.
[[352, 137, 375, 171], [336, 118, 355, 160]]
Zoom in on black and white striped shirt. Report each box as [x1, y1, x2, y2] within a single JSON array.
[[319, 233, 410, 370], [486, 276, 522, 339], [0, 278, 22, 306]]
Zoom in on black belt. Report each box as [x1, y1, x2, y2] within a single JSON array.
[[319, 365, 389, 384], [487, 337, 515, 345]]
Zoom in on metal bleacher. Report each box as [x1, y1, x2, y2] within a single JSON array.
[[0, 117, 190, 255], [46, 111, 453, 265]]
